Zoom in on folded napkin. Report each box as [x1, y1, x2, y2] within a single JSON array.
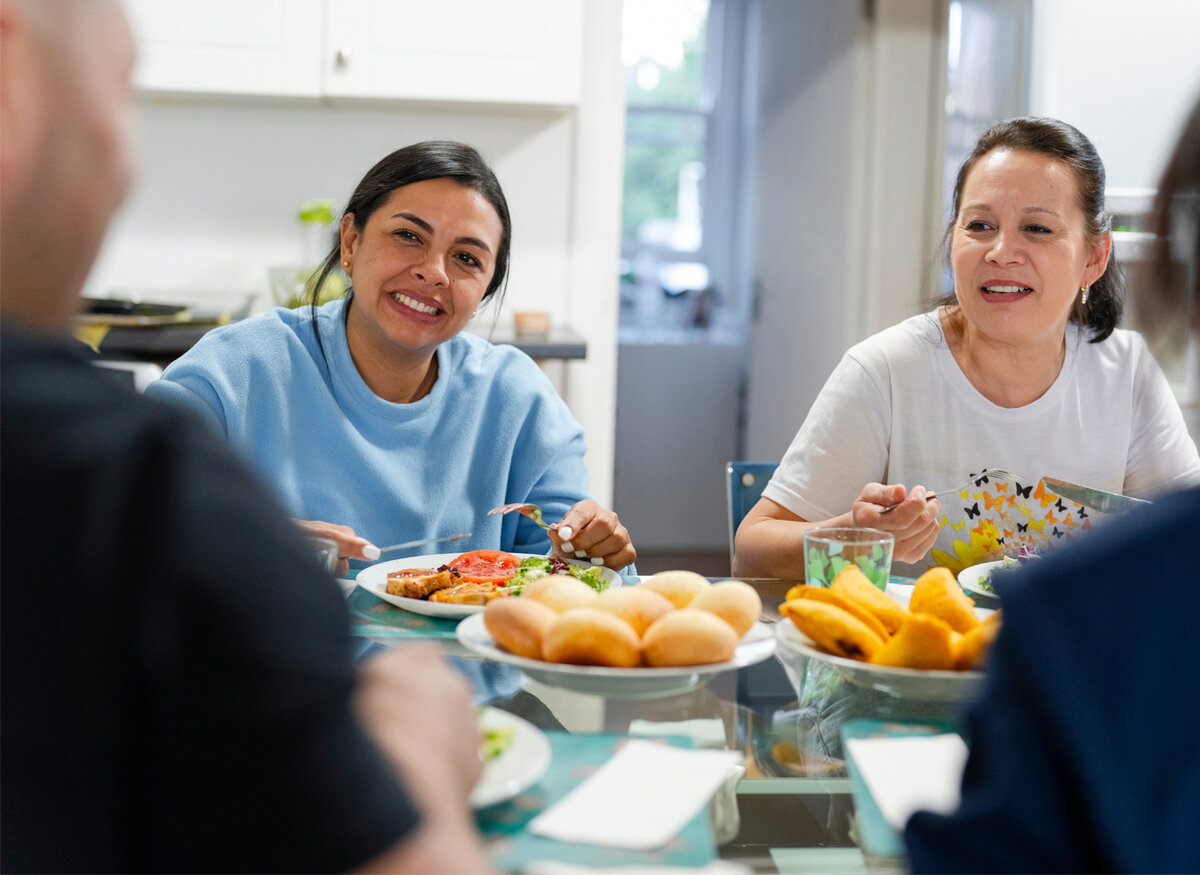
[[528, 739, 742, 850], [843, 733, 968, 831]]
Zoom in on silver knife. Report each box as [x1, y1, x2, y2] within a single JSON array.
[[362, 532, 472, 560], [1042, 477, 1149, 515]]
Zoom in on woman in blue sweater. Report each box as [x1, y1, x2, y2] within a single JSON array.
[[150, 141, 635, 572]]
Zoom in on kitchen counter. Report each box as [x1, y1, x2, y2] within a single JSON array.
[[95, 319, 587, 367]]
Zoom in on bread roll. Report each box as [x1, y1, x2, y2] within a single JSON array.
[[522, 574, 598, 613], [689, 580, 762, 638], [639, 570, 711, 609], [642, 609, 738, 667], [483, 597, 559, 659], [541, 607, 641, 668], [910, 567, 980, 633], [592, 586, 675, 637]]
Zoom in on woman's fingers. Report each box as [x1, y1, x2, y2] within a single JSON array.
[[551, 500, 636, 569], [292, 518, 378, 561]]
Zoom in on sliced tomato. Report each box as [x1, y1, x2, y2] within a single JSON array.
[[447, 549, 521, 584]]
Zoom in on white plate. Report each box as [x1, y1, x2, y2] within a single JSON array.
[[456, 612, 778, 699], [774, 583, 992, 704], [471, 707, 551, 808], [774, 621, 986, 703], [957, 560, 1008, 598], [356, 553, 623, 619]]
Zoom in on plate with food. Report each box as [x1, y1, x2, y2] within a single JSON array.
[[957, 560, 1012, 598], [456, 573, 778, 699], [773, 566, 998, 703], [471, 707, 551, 808], [355, 550, 621, 619]]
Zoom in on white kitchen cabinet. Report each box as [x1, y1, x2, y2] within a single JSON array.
[[322, 0, 582, 106], [126, 0, 324, 98], [126, 0, 582, 107]]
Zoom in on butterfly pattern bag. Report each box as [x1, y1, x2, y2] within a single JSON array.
[[928, 473, 1092, 574]]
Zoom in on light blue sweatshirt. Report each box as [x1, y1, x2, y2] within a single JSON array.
[[147, 299, 592, 565]]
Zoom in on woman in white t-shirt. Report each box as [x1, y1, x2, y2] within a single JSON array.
[[735, 117, 1200, 578]]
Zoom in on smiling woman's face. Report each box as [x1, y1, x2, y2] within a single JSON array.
[[341, 177, 504, 364], [950, 148, 1109, 348]]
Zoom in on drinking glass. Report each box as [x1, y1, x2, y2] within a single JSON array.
[[803, 527, 894, 590]]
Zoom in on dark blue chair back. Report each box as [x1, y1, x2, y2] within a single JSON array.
[[726, 461, 779, 570]]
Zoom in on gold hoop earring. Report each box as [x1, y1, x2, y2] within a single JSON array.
[[1080, 285, 1089, 306]]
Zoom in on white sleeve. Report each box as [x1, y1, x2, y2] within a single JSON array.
[[1124, 338, 1200, 497], [763, 352, 892, 521]]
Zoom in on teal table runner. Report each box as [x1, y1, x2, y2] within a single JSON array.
[[478, 732, 717, 869]]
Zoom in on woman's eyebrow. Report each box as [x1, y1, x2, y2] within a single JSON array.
[[393, 212, 492, 253]]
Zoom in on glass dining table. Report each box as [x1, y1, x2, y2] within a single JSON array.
[[344, 574, 980, 873]]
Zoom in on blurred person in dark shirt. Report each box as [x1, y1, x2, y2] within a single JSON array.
[[0, 1, 492, 871]]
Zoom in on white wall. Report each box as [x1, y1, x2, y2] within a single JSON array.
[[87, 1, 624, 506], [1030, 0, 1200, 190]]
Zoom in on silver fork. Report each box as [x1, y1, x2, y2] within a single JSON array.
[[880, 468, 1024, 513], [487, 502, 550, 530]]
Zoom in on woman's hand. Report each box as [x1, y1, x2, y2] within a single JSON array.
[[850, 483, 942, 564], [292, 518, 379, 576], [548, 499, 637, 570]]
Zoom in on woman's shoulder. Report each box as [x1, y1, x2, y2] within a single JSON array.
[[1071, 324, 1153, 370], [844, 311, 945, 369], [446, 331, 547, 379]]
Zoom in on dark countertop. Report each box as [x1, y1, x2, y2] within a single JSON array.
[[96, 320, 587, 365]]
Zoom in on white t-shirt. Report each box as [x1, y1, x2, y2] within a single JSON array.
[[763, 311, 1200, 576]]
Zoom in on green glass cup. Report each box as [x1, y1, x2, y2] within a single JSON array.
[[803, 527, 894, 590]]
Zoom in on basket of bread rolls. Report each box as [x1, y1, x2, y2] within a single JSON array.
[[773, 565, 1001, 703], [455, 571, 778, 699]]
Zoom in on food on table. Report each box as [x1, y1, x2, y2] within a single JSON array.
[[480, 722, 515, 762], [386, 568, 461, 599], [641, 608, 738, 667], [521, 574, 599, 613], [779, 565, 1002, 672], [910, 567, 981, 633], [871, 614, 960, 670], [447, 549, 522, 584], [481, 570, 760, 668], [689, 580, 762, 638], [956, 610, 1002, 670], [639, 569, 711, 608], [830, 565, 909, 633], [592, 586, 674, 636], [778, 599, 886, 660], [507, 554, 607, 593], [784, 584, 890, 641], [541, 607, 641, 668], [483, 597, 559, 659], [382, 549, 612, 605], [428, 580, 508, 605]]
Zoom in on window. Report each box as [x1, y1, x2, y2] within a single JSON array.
[[619, 0, 749, 340]]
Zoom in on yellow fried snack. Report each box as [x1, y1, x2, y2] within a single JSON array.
[[957, 610, 1002, 670], [783, 585, 890, 641], [779, 599, 885, 660], [829, 566, 909, 634], [870, 613, 959, 670], [910, 567, 981, 633]]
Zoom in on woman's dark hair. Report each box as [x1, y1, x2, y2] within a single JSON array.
[[308, 140, 512, 355], [935, 116, 1123, 342]]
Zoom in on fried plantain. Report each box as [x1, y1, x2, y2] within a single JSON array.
[[779, 599, 885, 661]]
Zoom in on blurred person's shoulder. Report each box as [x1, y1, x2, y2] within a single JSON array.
[[843, 310, 946, 374]]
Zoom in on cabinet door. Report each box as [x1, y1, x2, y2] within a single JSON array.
[[127, 0, 323, 98], [322, 0, 583, 106]]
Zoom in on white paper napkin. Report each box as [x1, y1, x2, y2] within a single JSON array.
[[628, 718, 728, 749], [528, 739, 743, 850], [843, 733, 969, 831]]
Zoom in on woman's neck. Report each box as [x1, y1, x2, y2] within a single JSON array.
[[940, 308, 1067, 408], [344, 302, 440, 403]]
